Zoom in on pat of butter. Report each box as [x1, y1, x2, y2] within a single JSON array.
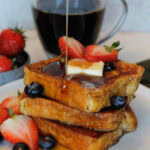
[[66, 58, 104, 77]]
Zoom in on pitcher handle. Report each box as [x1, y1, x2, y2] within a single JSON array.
[[97, 0, 128, 45]]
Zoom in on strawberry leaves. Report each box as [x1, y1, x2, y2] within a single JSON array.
[[8, 107, 14, 117], [17, 91, 21, 97], [104, 41, 123, 53], [10, 26, 26, 39], [111, 41, 120, 49]]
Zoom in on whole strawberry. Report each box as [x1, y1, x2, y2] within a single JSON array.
[[0, 55, 12, 72], [0, 27, 25, 57]]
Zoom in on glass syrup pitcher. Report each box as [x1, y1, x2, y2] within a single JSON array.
[[33, 0, 128, 56]]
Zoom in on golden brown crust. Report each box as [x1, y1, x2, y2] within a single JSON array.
[[20, 93, 133, 132], [121, 106, 137, 132], [24, 57, 144, 112], [33, 106, 137, 150]]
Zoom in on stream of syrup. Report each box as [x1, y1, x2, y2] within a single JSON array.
[[65, 0, 69, 74]]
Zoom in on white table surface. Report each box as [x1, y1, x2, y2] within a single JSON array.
[[25, 30, 150, 64]]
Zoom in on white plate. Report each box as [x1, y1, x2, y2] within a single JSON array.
[[0, 79, 150, 150]]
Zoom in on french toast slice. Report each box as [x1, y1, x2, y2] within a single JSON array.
[[20, 93, 134, 132], [33, 106, 137, 150], [24, 57, 144, 112]]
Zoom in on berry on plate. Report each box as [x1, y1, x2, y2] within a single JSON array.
[[39, 135, 57, 149], [13, 142, 30, 150], [1, 115, 39, 150], [13, 51, 28, 67], [0, 132, 4, 142], [85, 45, 118, 63], [59, 36, 85, 58], [1, 96, 20, 114], [0, 106, 10, 125], [0, 27, 25, 57], [0, 55, 12, 72]]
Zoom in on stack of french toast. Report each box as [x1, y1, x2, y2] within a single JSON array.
[[19, 54, 144, 150]]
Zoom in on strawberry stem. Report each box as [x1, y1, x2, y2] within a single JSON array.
[[18, 91, 21, 97], [9, 107, 14, 117], [111, 41, 120, 49], [104, 41, 123, 52], [10, 26, 26, 39]]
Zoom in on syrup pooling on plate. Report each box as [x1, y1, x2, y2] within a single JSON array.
[[42, 61, 105, 88]]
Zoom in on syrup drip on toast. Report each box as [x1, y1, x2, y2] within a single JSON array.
[[65, 0, 69, 74]]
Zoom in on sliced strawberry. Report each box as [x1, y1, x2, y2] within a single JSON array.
[[1, 115, 39, 150], [85, 45, 118, 62], [0, 106, 10, 125], [59, 36, 85, 58], [1, 97, 20, 114], [96, 50, 118, 62]]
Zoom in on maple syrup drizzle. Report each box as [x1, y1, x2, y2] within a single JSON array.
[[65, 0, 69, 74]]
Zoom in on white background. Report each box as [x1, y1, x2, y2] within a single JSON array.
[[0, 0, 150, 32]]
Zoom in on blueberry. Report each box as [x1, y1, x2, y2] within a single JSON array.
[[0, 133, 3, 143], [13, 143, 29, 150], [104, 62, 116, 72], [110, 96, 126, 109], [14, 51, 28, 67], [39, 135, 57, 150], [24, 82, 43, 98]]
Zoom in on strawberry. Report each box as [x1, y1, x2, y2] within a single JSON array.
[[0, 106, 10, 125], [1, 96, 20, 114], [0, 55, 12, 72], [0, 27, 25, 57], [1, 115, 39, 150], [85, 45, 118, 62], [59, 36, 85, 58]]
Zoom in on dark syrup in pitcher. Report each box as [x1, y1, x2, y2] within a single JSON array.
[[33, 0, 105, 55]]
